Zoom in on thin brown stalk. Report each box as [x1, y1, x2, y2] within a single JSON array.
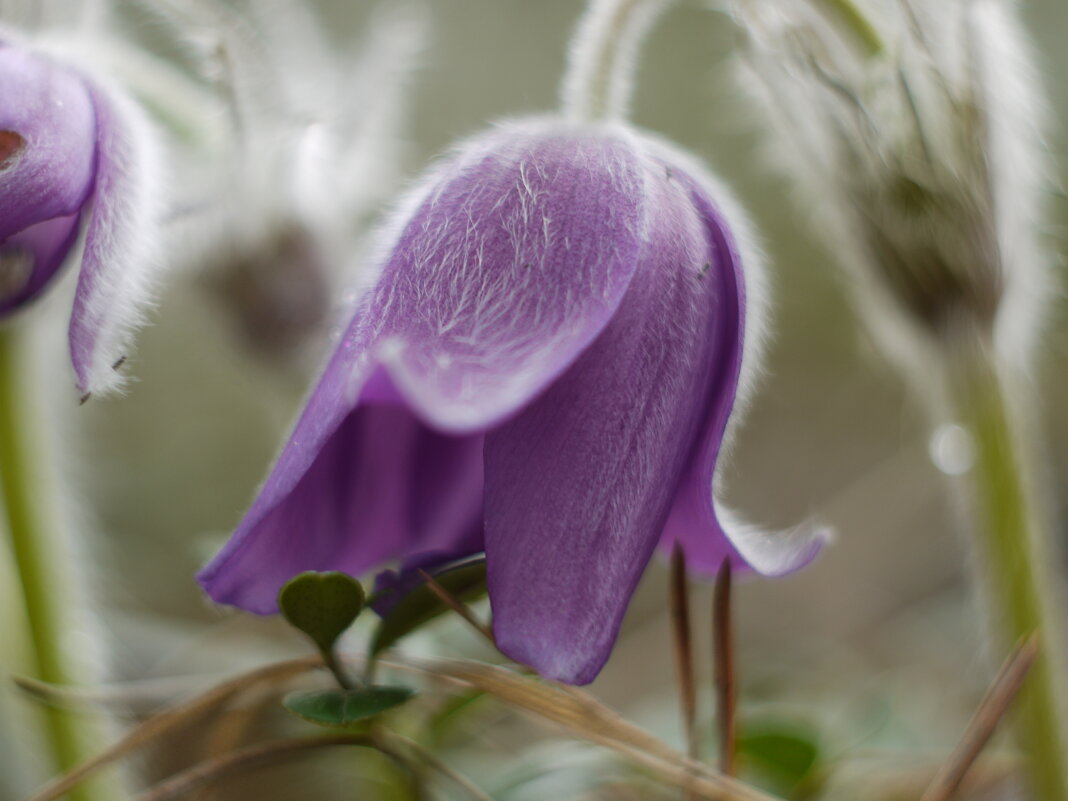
[[24, 656, 320, 801], [713, 560, 736, 776], [670, 547, 699, 801], [920, 634, 1040, 801], [133, 735, 376, 801], [417, 569, 496, 644]]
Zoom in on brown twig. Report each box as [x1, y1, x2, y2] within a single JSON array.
[[133, 735, 377, 801], [713, 561, 736, 776], [417, 569, 496, 644], [23, 656, 321, 801], [919, 634, 1040, 801], [670, 547, 699, 801]]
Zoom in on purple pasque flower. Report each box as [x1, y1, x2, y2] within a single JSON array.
[[199, 117, 826, 684], [0, 37, 162, 396]]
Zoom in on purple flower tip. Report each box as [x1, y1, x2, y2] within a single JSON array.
[[198, 117, 827, 685], [0, 40, 163, 395], [0, 44, 96, 313]]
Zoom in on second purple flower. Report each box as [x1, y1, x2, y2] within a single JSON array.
[[199, 118, 825, 684]]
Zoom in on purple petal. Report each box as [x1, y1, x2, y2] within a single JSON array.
[[356, 120, 647, 433], [0, 45, 95, 238], [198, 368, 485, 613], [0, 211, 81, 312], [483, 153, 737, 685], [69, 82, 162, 395], [200, 120, 650, 612], [658, 166, 828, 577]]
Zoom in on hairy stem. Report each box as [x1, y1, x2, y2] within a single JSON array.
[[948, 350, 1068, 801], [560, 0, 672, 122], [0, 325, 111, 801]]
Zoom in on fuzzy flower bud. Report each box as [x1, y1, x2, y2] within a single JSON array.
[[734, 0, 1048, 367], [0, 36, 163, 396], [160, 0, 425, 364], [198, 117, 827, 685]]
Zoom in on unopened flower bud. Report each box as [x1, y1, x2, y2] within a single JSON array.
[[734, 0, 1048, 366]]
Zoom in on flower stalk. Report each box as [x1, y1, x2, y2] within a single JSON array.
[[0, 324, 110, 801], [561, 0, 671, 122], [946, 345, 1068, 801]]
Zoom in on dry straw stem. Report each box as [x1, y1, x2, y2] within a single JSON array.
[[25, 651, 783, 801], [424, 658, 785, 801], [920, 634, 1040, 801], [13, 675, 222, 713], [192, 682, 280, 801], [132, 735, 379, 801], [23, 656, 321, 801]]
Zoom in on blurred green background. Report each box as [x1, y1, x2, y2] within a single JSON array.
[[3, 0, 1068, 798]]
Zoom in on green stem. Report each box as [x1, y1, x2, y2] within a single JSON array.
[[949, 351, 1068, 801], [0, 325, 111, 801], [321, 647, 354, 691], [814, 0, 885, 58]]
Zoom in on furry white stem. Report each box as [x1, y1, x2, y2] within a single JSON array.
[[560, 0, 672, 122]]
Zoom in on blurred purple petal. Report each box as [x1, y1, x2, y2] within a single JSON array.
[[0, 45, 95, 311], [69, 83, 162, 395], [0, 45, 95, 237], [0, 211, 82, 313]]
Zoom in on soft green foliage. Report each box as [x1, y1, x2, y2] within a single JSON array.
[[279, 571, 365, 655], [283, 686, 416, 728]]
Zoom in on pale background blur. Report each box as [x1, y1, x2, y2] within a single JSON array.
[[4, 1, 1068, 798]]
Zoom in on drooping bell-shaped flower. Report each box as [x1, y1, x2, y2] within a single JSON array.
[[0, 38, 162, 395], [199, 118, 826, 684]]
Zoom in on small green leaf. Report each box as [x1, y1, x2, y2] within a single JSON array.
[[370, 559, 487, 658], [283, 686, 415, 727], [278, 571, 365, 654], [738, 722, 821, 793]]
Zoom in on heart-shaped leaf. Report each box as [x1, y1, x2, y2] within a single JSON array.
[[370, 558, 487, 658], [278, 571, 365, 654], [283, 685, 415, 727]]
